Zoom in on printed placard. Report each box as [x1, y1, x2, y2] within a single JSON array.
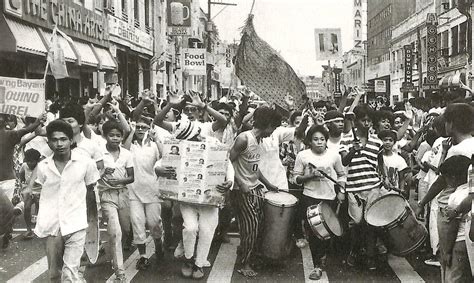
[[0, 77, 45, 117]]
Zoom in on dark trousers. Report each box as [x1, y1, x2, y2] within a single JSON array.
[[230, 186, 265, 266], [289, 182, 304, 239]]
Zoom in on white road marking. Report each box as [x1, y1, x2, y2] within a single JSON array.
[[301, 245, 329, 283], [387, 254, 424, 282], [105, 236, 153, 283], [6, 256, 48, 283], [207, 238, 239, 283]]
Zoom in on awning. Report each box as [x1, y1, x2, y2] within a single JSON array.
[[41, 30, 77, 62], [439, 71, 465, 89], [0, 15, 47, 55], [73, 40, 99, 67], [93, 46, 116, 70]]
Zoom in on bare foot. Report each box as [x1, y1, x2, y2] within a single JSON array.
[[237, 264, 257, 277]]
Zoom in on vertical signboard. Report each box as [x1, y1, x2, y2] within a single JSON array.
[[404, 45, 413, 85], [333, 68, 342, 96], [425, 13, 438, 86], [353, 0, 366, 49]]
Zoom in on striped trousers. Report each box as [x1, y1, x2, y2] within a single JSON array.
[[231, 185, 265, 266]]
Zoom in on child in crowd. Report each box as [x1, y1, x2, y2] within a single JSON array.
[[19, 149, 42, 239], [293, 125, 346, 280], [97, 120, 134, 283]]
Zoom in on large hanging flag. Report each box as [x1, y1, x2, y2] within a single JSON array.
[[235, 15, 306, 109], [46, 27, 69, 79]]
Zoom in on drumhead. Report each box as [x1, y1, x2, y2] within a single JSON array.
[[319, 202, 343, 236], [265, 191, 298, 207], [365, 194, 406, 227]]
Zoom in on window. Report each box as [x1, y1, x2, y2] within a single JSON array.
[[144, 0, 150, 27], [134, 0, 139, 21], [460, 21, 467, 53], [451, 25, 459, 55]]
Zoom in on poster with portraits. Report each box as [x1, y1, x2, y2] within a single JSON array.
[[158, 137, 229, 207]]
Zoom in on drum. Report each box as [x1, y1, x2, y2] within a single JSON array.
[[307, 202, 344, 240], [260, 191, 298, 260], [365, 194, 427, 256]]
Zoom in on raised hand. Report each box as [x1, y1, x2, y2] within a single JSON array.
[[167, 91, 183, 107], [188, 91, 206, 109]]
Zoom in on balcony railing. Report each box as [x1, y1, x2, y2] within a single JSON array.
[[134, 19, 140, 28], [122, 10, 128, 22], [145, 25, 151, 35]]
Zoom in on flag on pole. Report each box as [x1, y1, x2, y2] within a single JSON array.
[[47, 27, 69, 79], [235, 15, 306, 109]]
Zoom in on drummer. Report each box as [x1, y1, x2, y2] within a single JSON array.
[[293, 125, 346, 280]]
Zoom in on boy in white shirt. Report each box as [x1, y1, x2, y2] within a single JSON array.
[[34, 120, 99, 282], [97, 120, 134, 282]]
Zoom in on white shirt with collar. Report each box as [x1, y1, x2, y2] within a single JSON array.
[[98, 145, 134, 190], [34, 152, 100, 238]]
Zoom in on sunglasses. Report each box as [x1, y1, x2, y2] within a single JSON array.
[[183, 107, 198, 113], [136, 125, 150, 130]]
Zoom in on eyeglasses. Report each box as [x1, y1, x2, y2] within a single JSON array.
[[183, 107, 198, 113], [136, 125, 150, 130]]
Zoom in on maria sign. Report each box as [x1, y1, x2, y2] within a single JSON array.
[[182, 49, 206, 75], [0, 77, 45, 117]]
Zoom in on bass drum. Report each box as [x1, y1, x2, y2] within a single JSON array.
[[365, 194, 427, 256], [307, 202, 344, 240], [260, 191, 298, 260]]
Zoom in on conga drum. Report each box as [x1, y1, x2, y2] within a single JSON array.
[[260, 191, 298, 259], [307, 202, 344, 240], [365, 194, 427, 256], [0, 189, 14, 236]]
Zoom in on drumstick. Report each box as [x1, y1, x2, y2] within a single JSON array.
[[336, 202, 341, 215]]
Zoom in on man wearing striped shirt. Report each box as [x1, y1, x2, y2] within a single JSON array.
[[339, 105, 382, 270]]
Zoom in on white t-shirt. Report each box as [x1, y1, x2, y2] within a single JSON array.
[[259, 127, 295, 192], [292, 149, 346, 200], [446, 137, 474, 159], [98, 145, 134, 190], [382, 153, 408, 189], [448, 183, 471, 242]]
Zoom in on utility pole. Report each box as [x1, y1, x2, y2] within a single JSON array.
[[206, 1, 237, 99]]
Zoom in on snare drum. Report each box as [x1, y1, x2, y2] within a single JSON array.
[[307, 202, 344, 240], [260, 191, 298, 259], [365, 194, 427, 256]]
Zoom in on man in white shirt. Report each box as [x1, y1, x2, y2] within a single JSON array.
[[34, 120, 99, 282]]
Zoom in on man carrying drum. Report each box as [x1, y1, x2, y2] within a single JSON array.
[[292, 125, 346, 280], [339, 105, 383, 270], [229, 106, 281, 277]]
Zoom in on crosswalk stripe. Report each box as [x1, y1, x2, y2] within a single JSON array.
[[301, 246, 329, 283], [387, 255, 424, 282], [207, 238, 239, 283], [105, 236, 153, 283], [6, 256, 47, 283]]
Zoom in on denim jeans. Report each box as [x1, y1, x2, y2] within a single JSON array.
[[45, 229, 86, 283]]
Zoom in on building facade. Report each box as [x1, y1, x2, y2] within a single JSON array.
[[0, 0, 116, 98]]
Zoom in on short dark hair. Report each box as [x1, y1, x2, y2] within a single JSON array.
[[444, 103, 474, 134], [289, 111, 302, 125], [305, 125, 329, 145], [215, 102, 233, 116], [439, 155, 471, 182], [46, 119, 74, 140], [59, 103, 85, 126], [102, 120, 123, 135], [24, 148, 41, 162], [373, 110, 394, 127], [253, 106, 281, 129], [354, 104, 373, 121], [313, 101, 327, 109], [424, 129, 438, 146], [378, 129, 397, 141]]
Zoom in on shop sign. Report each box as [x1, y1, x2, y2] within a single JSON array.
[[353, 0, 365, 49], [374, 79, 386, 93], [182, 48, 206, 75], [404, 45, 413, 85], [108, 16, 153, 53], [425, 13, 438, 86], [333, 68, 342, 96], [4, 0, 108, 46], [0, 77, 45, 117], [167, 0, 191, 36]]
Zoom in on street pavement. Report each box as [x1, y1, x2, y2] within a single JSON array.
[[1, 226, 442, 282]]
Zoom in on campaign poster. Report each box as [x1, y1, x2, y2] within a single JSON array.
[[159, 138, 229, 207], [0, 77, 45, 117]]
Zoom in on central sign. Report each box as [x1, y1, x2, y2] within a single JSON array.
[[182, 49, 206, 75]]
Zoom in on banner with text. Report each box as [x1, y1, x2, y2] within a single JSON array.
[[314, 28, 342, 60], [182, 49, 207, 75], [0, 77, 45, 117]]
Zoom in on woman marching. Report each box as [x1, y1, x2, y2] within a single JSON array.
[[123, 118, 164, 270], [292, 125, 346, 280]]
